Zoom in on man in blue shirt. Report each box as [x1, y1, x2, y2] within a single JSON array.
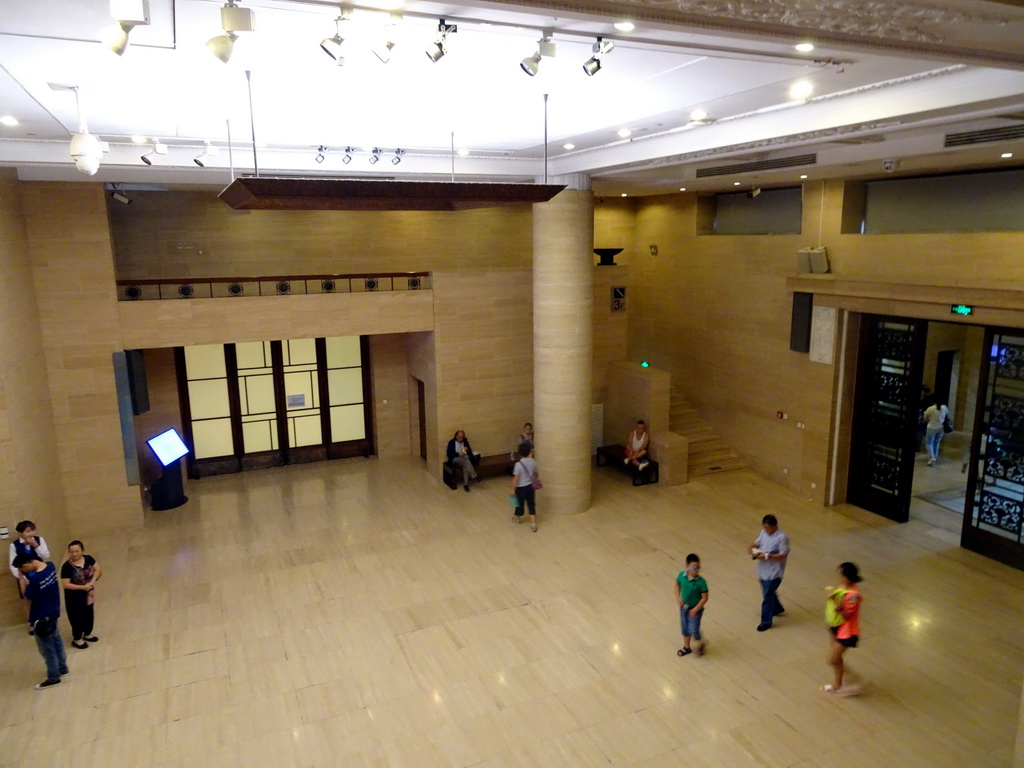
[[13, 554, 69, 689], [747, 514, 790, 632]]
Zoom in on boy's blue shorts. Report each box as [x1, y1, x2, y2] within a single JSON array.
[[680, 606, 704, 640]]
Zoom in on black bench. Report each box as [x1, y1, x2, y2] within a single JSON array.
[[443, 454, 513, 489], [595, 444, 659, 486]]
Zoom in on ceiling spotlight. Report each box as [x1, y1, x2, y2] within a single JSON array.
[[368, 147, 382, 165], [315, 145, 328, 163], [456, 148, 469, 157], [321, 11, 351, 63], [617, 128, 632, 138], [520, 35, 555, 76], [563, 143, 575, 150], [0, 116, 18, 127], [426, 19, 456, 62], [613, 21, 635, 32], [207, 0, 254, 63], [746, 187, 762, 198], [1002, 152, 1014, 158], [140, 140, 167, 165], [206, 31, 238, 63], [373, 14, 402, 63], [583, 37, 613, 76], [194, 142, 219, 167], [342, 147, 354, 164], [392, 149, 405, 165], [795, 42, 815, 52], [110, 185, 132, 204], [100, 0, 151, 56]]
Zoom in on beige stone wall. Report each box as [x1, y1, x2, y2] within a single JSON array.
[[592, 265, 630, 404], [431, 269, 534, 463], [0, 172, 69, 626], [118, 291, 434, 350], [19, 182, 141, 535], [109, 191, 534, 279], [603, 362, 670, 454], [369, 334, 413, 459], [594, 197, 636, 266]]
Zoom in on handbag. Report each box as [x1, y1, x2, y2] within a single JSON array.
[[530, 476, 543, 490], [33, 614, 58, 638], [824, 588, 849, 627], [943, 415, 953, 434]]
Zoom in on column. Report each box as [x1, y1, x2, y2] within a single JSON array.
[[533, 177, 594, 514]]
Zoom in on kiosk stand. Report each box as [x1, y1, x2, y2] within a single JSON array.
[[146, 429, 190, 510]]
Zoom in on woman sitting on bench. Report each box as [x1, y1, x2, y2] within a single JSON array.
[[625, 420, 650, 471], [447, 429, 479, 492]]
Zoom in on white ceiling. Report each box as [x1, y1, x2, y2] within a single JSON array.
[[1, 0, 1023, 195]]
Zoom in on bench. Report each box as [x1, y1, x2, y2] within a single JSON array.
[[443, 453, 513, 489], [595, 444, 659, 486]]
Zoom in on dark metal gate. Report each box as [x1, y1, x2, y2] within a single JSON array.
[[962, 330, 1024, 569], [847, 316, 927, 523]]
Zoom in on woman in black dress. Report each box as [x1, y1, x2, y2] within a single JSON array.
[[60, 540, 102, 649]]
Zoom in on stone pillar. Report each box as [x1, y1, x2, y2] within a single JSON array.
[[533, 179, 594, 514]]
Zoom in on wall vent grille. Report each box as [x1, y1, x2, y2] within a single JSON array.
[[944, 124, 1024, 147], [696, 153, 816, 178]]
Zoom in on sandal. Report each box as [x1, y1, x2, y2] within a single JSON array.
[[677, 648, 692, 656]]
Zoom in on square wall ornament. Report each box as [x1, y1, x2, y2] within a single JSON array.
[[611, 287, 627, 313]]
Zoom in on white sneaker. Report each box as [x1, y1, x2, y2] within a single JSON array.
[[927, 458, 935, 466], [639, 461, 649, 470], [623, 458, 630, 465]]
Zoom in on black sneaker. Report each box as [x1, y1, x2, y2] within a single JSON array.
[[756, 623, 771, 632], [35, 679, 61, 690]]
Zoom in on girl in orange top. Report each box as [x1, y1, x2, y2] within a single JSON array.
[[822, 561, 862, 696]]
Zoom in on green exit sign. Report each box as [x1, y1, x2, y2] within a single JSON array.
[[950, 304, 974, 316]]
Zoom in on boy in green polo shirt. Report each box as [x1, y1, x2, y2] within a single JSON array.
[[675, 553, 709, 657]]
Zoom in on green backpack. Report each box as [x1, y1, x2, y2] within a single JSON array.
[[824, 588, 850, 627]]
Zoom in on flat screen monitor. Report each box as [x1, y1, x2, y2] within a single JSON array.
[[146, 428, 189, 466]]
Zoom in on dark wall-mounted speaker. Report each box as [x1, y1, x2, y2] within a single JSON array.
[[125, 349, 150, 415], [790, 292, 813, 353]]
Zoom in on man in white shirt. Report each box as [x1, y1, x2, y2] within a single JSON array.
[[747, 514, 789, 632]]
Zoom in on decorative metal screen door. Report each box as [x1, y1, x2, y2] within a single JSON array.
[[847, 316, 927, 523], [962, 329, 1024, 569]]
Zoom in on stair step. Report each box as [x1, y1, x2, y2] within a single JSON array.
[[690, 457, 747, 476]]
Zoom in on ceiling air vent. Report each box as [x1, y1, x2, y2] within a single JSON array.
[[944, 124, 1024, 147], [696, 153, 816, 178]]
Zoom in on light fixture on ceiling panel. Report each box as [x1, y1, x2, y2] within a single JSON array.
[[321, 10, 351, 63], [582, 37, 613, 76], [110, 184, 132, 204], [426, 19, 456, 62], [0, 116, 18, 127], [315, 145, 328, 163], [207, 0, 254, 63], [613, 21, 635, 32], [140, 139, 167, 165], [368, 147, 382, 165], [373, 14, 402, 63], [795, 42, 815, 52], [392, 148, 405, 165], [789, 79, 813, 99], [194, 142, 219, 167], [100, 0, 150, 56], [342, 147, 354, 164], [520, 35, 555, 76]]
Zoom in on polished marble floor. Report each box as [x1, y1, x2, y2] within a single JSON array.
[[1, 456, 1022, 768]]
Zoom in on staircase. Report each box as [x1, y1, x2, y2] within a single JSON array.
[[669, 388, 746, 477]]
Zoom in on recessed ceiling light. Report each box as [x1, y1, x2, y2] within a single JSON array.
[[457, 148, 469, 156], [563, 143, 575, 150], [617, 128, 632, 138], [689, 109, 708, 122], [679, 187, 686, 192], [1002, 152, 1013, 158], [795, 43, 815, 52], [621, 193, 627, 197], [0, 115, 18, 127], [789, 80, 813, 100], [614, 21, 635, 32], [800, 174, 808, 179], [733, 182, 741, 186], [131, 135, 147, 144]]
